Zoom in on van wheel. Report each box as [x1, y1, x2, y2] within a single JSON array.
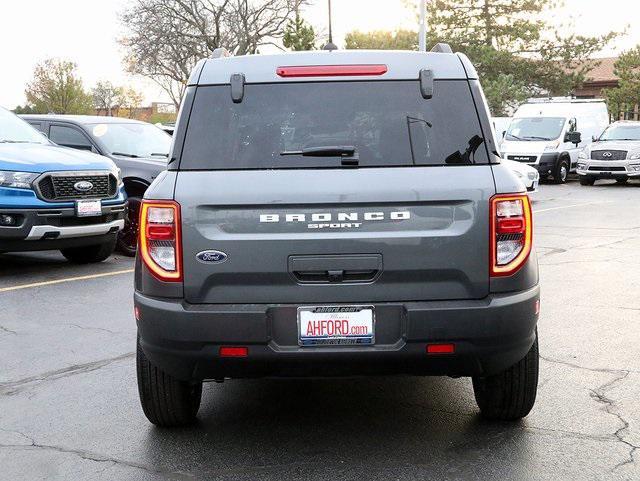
[[472, 331, 539, 421], [60, 235, 116, 263], [136, 337, 202, 427], [552, 159, 569, 184], [579, 176, 596, 186]]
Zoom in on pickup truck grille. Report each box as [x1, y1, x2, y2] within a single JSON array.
[[591, 150, 627, 160], [36, 173, 117, 201]]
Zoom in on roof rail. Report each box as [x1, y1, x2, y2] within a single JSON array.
[[430, 43, 453, 54], [211, 47, 232, 59]]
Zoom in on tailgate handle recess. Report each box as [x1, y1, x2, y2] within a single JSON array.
[[289, 254, 382, 284]]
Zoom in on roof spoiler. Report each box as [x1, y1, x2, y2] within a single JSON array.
[[430, 43, 453, 54]]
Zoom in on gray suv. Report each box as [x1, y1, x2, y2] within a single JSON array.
[[134, 46, 540, 427]]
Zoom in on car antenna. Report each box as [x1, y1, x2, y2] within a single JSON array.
[[322, 0, 338, 50]]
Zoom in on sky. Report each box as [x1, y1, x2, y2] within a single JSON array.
[[0, 0, 638, 110]]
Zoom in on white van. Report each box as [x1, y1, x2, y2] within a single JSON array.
[[500, 98, 609, 183]]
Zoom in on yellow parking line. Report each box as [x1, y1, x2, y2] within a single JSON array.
[[534, 201, 613, 214], [0, 269, 134, 293]]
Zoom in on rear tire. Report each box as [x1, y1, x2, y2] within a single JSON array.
[[136, 336, 202, 427], [472, 332, 539, 421], [579, 176, 596, 186], [552, 159, 569, 184], [60, 235, 116, 263]]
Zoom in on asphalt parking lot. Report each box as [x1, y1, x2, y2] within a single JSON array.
[[1, 179, 639, 481]]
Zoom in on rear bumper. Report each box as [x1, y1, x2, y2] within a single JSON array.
[[135, 285, 540, 381]]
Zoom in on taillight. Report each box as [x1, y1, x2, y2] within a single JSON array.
[[139, 200, 182, 282], [490, 194, 532, 277]]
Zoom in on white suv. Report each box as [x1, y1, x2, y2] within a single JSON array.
[[577, 121, 640, 185]]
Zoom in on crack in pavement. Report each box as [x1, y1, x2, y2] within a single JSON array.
[[0, 431, 197, 481], [67, 323, 119, 335], [0, 352, 134, 396], [0, 325, 17, 335], [540, 356, 638, 471]]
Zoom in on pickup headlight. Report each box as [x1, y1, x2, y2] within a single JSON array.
[[578, 151, 588, 160], [0, 171, 39, 189], [578, 163, 586, 170], [629, 153, 640, 160]]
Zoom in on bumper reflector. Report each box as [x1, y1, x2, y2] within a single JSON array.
[[219, 346, 248, 358], [426, 343, 455, 355]]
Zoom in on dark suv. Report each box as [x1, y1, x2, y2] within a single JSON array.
[[134, 46, 540, 427]]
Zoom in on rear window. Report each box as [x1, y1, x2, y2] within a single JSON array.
[[179, 80, 488, 170]]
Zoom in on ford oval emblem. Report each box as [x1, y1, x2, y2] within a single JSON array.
[[196, 250, 228, 264], [74, 180, 94, 192]]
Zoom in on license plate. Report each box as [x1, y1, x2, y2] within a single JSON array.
[[76, 199, 102, 217], [298, 306, 375, 346]]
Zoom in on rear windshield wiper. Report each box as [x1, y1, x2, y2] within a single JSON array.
[[281, 146, 356, 157], [112, 152, 140, 158]]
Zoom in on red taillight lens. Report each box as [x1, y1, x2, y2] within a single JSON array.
[[490, 194, 532, 277], [139, 200, 182, 282], [276, 64, 388, 77]]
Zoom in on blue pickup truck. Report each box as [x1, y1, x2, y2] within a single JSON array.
[[0, 107, 127, 263]]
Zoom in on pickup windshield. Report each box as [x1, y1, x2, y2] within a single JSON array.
[[88, 123, 171, 159], [505, 117, 565, 142], [0, 108, 48, 144], [179, 80, 488, 170]]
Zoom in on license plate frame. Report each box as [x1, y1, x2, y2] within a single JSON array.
[[75, 199, 102, 217], [297, 305, 375, 346]]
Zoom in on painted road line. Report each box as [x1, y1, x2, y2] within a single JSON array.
[[534, 201, 614, 214], [0, 269, 134, 293]]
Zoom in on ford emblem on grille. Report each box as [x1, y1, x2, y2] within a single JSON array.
[[74, 180, 94, 192], [196, 250, 228, 264]]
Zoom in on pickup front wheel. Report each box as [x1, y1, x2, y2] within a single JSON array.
[[136, 336, 202, 427], [60, 235, 116, 263], [472, 331, 539, 420]]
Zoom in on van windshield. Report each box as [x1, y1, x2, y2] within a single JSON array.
[[599, 124, 640, 141], [505, 117, 565, 141], [179, 80, 489, 170]]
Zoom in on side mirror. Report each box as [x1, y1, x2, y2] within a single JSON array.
[[564, 131, 581, 145]]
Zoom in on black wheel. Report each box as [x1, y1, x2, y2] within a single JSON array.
[[117, 197, 141, 257], [616, 177, 628, 184], [552, 159, 569, 184], [472, 331, 539, 421], [579, 176, 596, 186], [136, 336, 202, 427], [60, 235, 116, 263]]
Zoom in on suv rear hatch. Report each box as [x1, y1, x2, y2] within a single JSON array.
[[174, 79, 495, 304]]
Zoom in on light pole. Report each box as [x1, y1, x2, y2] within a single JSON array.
[[418, 0, 426, 51]]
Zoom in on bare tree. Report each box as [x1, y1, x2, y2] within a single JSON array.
[[120, 0, 306, 107], [92, 81, 123, 116]]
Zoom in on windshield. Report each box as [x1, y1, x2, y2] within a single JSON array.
[[88, 122, 171, 158], [0, 108, 47, 144], [599, 124, 640, 141], [180, 80, 489, 170], [505, 117, 565, 141]]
